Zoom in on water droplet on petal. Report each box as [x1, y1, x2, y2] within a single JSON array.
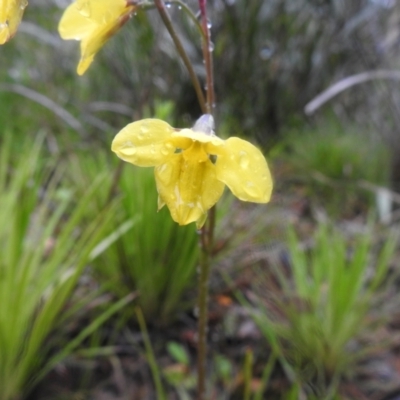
[[76, 0, 91, 17], [196, 201, 204, 212], [208, 41, 215, 52], [174, 185, 182, 205], [244, 181, 259, 198], [122, 147, 137, 156], [161, 142, 174, 156], [156, 163, 175, 185], [140, 123, 149, 133], [207, 19, 212, 29], [120, 141, 137, 156], [102, 11, 113, 24], [165, 2, 172, 8], [138, 123, 150, 140], [239, 151, 249, 169]]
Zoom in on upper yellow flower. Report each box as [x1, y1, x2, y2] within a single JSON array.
[[58, 0, 136, 75], [0, 0, 28, 44], [112, 116, 273, 228]]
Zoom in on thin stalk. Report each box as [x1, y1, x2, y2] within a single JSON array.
[[153, 0, 207, 114], [243, 348, 253, 400], [141, 0, 206, 41], [153, 0, 217, 397], [106, 160, 125, 204], [196, 225, 212, 400], [170, 0, 206, 41], [136, 307, 167, 400], [196, 2, 216, 399], [196, 207, 216, 400], [199, 0, 215, 112]]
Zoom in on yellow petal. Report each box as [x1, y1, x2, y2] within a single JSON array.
[[0, 0, 28, 45], [77, 53, 94, 75], [174, 128, 225, 145], [215, 137, 272, 203], [111, 119, 176, 167], [0, 26, 7, 44], [58, 0, 134, 74], [155, 150, 224, 226], [58, 2, 97, 40], [59, 0, 129, 38]]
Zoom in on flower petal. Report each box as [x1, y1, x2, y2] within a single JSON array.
[[77, 52, 94, 75], [155, 153, 224, 226], [59, 0, 129, 38], [112, 119, 176, 167], [58, 0, 134, 74], [0, 0, 28, 44], [215, 137, 272, 203], [58, 2, 97, 40], [174, 128, 224, 145]]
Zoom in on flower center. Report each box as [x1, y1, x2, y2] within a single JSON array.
[[183, 141, 209, 163]]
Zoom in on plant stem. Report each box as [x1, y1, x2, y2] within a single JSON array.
[[196, 206, 216, 400], [154, 1, 216, 397], [106, 160, 125, 204], [170, 0, 206, 40], [142, 0, 206, 41], [153, 0, 207, 114], [199, 0, 215, 113], [197, 221, 212, 400], [196, 2, 216, 399]]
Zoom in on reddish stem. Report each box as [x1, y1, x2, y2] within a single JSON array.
[[199, 0, 215, 113]]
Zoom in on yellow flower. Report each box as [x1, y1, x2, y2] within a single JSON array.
[[58, 0, 136, 75], [112, 115, 273, 228], [0, 0, 28, 45]]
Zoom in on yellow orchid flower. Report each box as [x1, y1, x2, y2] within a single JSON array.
[[58, 0, 136, 75], [112, 115, 273, 228], [0, 0, 28, 45]]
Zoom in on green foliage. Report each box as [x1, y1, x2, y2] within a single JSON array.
[[167, 341, 190, 365], [68, 147, 199, 324], [164, 341, 195, 393], [249, 224, 396, 398], [99, 164, 199, 323], [0, 133, 128, 400], [136, 307, 168, 400], [282, 120, 391, 213], [286, 121, 390, 184]]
